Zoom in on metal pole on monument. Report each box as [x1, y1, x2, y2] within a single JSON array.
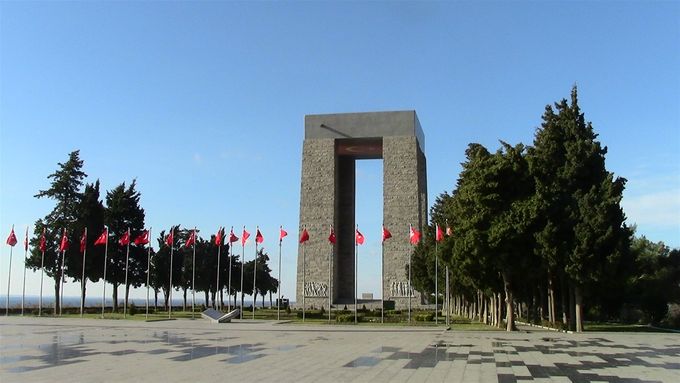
[[328, 225, 334, 324], [5, 225, 17, 316], [101, 227, 109, 318], [240, 226, 249, 320], [435, 223, 439, 325], [300, 225, 308, 322], [59, 228, 68, 317], [168, 226, 175, 319], [215, 227, 222, 311], [253, 226, 263, 320], [278, 225, 287, 321], [146, 228, 152, 319], [21, 227, 29, 316], [80, 227, 87, 317], [381, 225, 392, 324], [354, 226, 364, 325], [191, 227, 196, 319], [39, 228, 46, 316], [123, 227, 131, 318]]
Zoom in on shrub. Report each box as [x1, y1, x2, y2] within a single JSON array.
[[129, 302, 137, 316], [415, 312, 434, 322], [337, 313, 363, 323]]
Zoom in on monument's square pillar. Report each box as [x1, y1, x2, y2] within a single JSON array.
[[297, 111, 427, 310]]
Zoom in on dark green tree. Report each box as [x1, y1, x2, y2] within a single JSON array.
[[27, 150, 86, 314], [104, 180, 146, 311], [65, 180, 106, 308]]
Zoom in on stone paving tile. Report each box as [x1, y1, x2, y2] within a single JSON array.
[[1, 317, 679, 382]]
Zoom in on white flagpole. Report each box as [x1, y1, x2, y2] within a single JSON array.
[[240, 226, 245, 320], [191, 227, 196, 319], [6, 225, 14, 317], [227, 227, 233, 311], [168, 227, 174, 319], [252, 226, 258, 320], [435, 224, 438, 325], [146, 228, 152, 319], [123, 228, 130, 318], [409, 225, 412, 324], [381, 227, 384, 324], [302, 225, 306, 322], [80, 227, 87, 317], [21, 227, 29, 316], [355, 225, 358, 325], [328, 225, 332, 324], [446, 266, 450, 326], [278, 226, 282, 321], [102, 227, 109, 318], [59, 229, 66, 317], [39, 229, 45, 316], [216, 228, 222, 311]]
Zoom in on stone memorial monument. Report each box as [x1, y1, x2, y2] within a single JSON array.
[[296, 111, 427, 310]]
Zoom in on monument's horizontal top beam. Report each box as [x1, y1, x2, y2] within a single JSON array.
[[305, 110, 425, 152]]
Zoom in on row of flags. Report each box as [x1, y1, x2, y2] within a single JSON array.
[[5, 223, 455, 250]]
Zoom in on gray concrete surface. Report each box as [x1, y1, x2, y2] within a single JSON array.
[[1, 317, 678, 382]]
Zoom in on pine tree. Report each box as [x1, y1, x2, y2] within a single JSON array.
[[104, 180, 146, 311], [27, 151, 86, 315]]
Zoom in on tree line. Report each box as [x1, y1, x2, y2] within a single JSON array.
[[411, 87, 680, 332], [26, 150, 279, 314]]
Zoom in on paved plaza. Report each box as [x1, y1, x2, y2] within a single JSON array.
[[1, 317, 678, 382]]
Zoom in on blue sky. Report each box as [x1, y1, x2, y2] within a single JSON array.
[[1, 1, 678, 303]]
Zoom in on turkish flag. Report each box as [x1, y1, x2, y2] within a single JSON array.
[[165, 229, 174, 247], [6, 227, 17, 247], [436, 224, 444, 242], [134, 230, 150, 246], [255, 228, 264, 244], [94, 229, 108, 246], [409, 225, 421, 245], [279, 227, 288, 242], [299, 228, 309, 244], [241, 228, 250, 246], [185, 229, 196, 248], [24, 227, 29, 251], [119, 230, 130, 247], [59, 229, 69, 252], [80, 229, 87, 253], [39, 229, 47, 252], [214, 227, 223, 246], [355, 229, 364, 245], [229, 228, 239, 243], [328, 226, 336, 244], [382, 226, 392, 243]]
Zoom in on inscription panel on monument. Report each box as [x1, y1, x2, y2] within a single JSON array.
[[304, 282, 328, 297]]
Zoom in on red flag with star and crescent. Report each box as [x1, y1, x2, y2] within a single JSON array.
[[328, 226, 336, 244], [24, 227, 29, 251], [94, 229, 108, 246], [134, 230, 150, 246], [241, 228, 250, 246], [165, 228, 174, 247], [229, 228, 239, 244], [80, 229, 87, 253], [39, 229, 47, 252], [355, 229, 365, 245], [214, 227, 223, 246], [279, 227, 288, 242], [255, 228, 264, 244], [436, 224, 444, 242], [185, 229, 196, 248], [409, 225, 421, 245], [59, 229, 69, 252], [119, 230, 130, 247], [6, 227, 17, 247], [299, 228, 309, 244], [382, 226, 392, 243]]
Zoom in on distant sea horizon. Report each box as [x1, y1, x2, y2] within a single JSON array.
[[0, 295, 294, 309]]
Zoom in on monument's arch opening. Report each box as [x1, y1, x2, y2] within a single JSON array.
[[297, 111, 427, 309]]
